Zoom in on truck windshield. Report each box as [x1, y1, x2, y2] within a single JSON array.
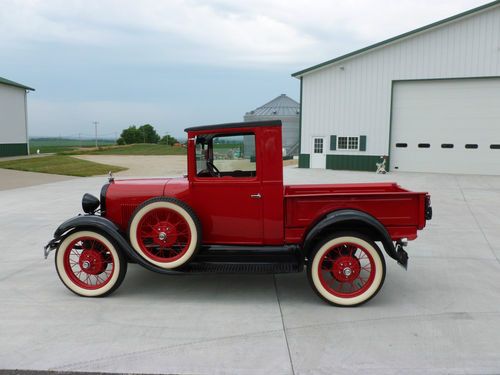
[[195, 133, 256, 178]]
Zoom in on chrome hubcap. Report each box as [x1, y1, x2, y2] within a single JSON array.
[[82, 260, 91, 270], [158, 232, 167, 241], [343, 267, 352, 277]]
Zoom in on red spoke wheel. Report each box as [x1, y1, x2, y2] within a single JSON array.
[[128, 197, 201, 269], [307, 232, 385, 306], [55, 230, 127, 297]]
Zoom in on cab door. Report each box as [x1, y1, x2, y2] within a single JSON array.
[[191, 133, 263, 244]]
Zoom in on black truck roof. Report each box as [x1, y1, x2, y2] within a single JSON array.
[[185, 120, 282, 132]]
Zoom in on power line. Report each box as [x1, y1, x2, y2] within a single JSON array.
[[93, 121, 99, 148]]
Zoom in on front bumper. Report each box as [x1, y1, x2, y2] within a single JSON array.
[[44, 238, 60, 259]]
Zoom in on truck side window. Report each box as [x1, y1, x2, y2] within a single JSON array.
[[196, 133, 257, 178]]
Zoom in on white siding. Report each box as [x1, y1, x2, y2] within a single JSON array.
[[0, 84, 28, 143], [300, 5, 500, 158]]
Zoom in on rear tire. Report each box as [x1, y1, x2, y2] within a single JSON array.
[[55, 230, 127, 297], [307, 232, 386, 306]]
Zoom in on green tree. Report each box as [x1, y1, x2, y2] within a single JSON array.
[[119, 124, 160, 144], [119, 126, 142, 144], [138, 124, 160, 143], [159, 134, 178, 146]]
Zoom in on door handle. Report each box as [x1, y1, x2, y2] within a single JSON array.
[[250, 193, 262, 199]]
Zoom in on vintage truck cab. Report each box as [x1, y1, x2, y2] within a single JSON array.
[[45, 120, 432, 306]]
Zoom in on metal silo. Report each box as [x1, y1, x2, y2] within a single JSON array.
[[244, 94, 300, 156]]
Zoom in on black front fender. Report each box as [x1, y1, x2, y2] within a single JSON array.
[[54, 215, 120, 238], [50, 215, 182, 275], [303, 209, 407, 268]]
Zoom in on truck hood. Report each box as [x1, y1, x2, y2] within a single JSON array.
[[102, 176, 189, 231], [108, 176, 189, 200]]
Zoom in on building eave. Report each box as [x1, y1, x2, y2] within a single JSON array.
[[0, 77, 35, 91]]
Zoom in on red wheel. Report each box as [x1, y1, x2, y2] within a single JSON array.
[[55, 230, 127, 297], [128, 198, 200, 269], [308, 233, 385, 306]]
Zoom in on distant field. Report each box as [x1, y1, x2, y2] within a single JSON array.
[[63, 143, 186, 156], [30, 138, 115, 154], [0, 155, 126, 177], [29, 138, 186, 156]]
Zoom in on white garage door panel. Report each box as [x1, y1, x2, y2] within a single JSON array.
[[391, 79, 500, 175]]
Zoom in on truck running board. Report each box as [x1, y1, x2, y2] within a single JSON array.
[[177, 244, 305, 274], [184, 262, 302, 274]]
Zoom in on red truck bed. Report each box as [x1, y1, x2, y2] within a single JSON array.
[[284, 182, 428, 243]]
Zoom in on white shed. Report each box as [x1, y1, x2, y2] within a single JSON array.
[[0, 76, 35, 157], [293, 1, 500, 174]]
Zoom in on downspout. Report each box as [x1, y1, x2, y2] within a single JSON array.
[[299, 77, 303, 157], [24, 90, 29, 155]]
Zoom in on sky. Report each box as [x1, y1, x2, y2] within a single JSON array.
[[0, 0, 490, 139]]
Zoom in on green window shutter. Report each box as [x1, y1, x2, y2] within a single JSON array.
[[330, 135, 337, 150], [360, 135, 367, 151]]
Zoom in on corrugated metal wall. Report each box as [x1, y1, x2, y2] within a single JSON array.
[[300, 5, 500, 160]]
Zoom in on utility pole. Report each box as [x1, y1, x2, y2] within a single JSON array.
[[93, 121, 99, 148]]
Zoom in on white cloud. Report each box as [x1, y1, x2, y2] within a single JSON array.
[[0, 0, 489, 68]]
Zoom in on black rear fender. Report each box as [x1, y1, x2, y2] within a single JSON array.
[[303, 209, 407, 267]]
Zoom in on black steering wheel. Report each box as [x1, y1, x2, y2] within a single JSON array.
[[206, 161, 221, 177]]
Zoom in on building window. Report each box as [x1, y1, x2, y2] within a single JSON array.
[[491, 144, 500, 149], [465, 144, 478, 149], [338, 136, 359, 150], [395, 143, 408, 148], [313, 138, 324, 154], [418, 143, 431, 148], [441, 144, 454, 149]]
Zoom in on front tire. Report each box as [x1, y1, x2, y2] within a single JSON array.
[[307, 232, 386, 306], [55, 230, 127, 297]]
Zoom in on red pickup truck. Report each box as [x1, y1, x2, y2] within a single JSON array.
[[45, 120, 432, 306]]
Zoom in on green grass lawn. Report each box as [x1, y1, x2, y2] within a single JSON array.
[[62, 143, 186, 156], [30, 138, 115, 154], [0, 155, 126, 177]]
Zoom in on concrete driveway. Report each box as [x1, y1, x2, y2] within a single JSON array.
[[0, 168, 75, 191], [1, 168, 500, 374], [75, 155, 187, 177]]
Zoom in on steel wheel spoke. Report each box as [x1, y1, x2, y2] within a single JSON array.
[[317, 241, 377, 298]]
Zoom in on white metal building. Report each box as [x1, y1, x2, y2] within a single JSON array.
[[293, 1, 500, 174], [0, 76, 35, 157], [244, 94, 300, 156]]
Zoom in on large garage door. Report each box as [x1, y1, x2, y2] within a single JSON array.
[[390, 78, 500, 175]]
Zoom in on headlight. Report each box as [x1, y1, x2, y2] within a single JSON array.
[[82, 193, 100, 214]]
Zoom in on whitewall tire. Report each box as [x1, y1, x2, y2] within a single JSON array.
[[55, 230, 127, 297], [307, 232, 386, 306]]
